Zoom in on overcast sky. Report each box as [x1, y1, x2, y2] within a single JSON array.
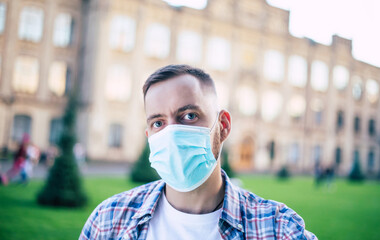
[[163, 0, 380, 68]]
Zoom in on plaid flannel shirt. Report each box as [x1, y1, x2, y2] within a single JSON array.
[[80, 170, 317, 240]]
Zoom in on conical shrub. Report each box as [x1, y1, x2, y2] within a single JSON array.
[[348, 158, 364, 182], [221, 149, 235, 178], [130, 141, 160, 183], [37, 93, 87, 207]]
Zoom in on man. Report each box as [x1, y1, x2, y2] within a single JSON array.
[[80, 65, 317, 239]]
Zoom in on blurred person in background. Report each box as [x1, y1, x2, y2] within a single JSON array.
[[21, 142, 41, 184], [80, 65, 317, 239], [0, 134, 29, 185], [74, 142, 86, 166]]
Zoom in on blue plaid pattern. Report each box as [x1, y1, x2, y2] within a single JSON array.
[[80, 170, 317, 239]]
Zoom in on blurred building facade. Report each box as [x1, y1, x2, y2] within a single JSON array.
[[0, 0, 379, 176]]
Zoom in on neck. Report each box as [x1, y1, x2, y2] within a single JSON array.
[[164, 164, 225, 214]]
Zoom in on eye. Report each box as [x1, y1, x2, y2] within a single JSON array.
[[152, 121, 163, 128], [183, 112, 197, 121]]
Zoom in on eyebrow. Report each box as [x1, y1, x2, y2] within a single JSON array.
[[147, 114, 166, 123], [176, 104, 201, 114], [146, 104, 201, 123]]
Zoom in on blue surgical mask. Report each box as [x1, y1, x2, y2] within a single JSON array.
[[148, 114, 219, 192]]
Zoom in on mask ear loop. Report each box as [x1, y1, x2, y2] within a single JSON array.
[[210, 111, 220, 132], [209, 111, 224, 161]]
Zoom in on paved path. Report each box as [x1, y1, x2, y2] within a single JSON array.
[[0, 161, 131, 179]]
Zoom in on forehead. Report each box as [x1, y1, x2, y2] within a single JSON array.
[[144, 74, 214, 116]]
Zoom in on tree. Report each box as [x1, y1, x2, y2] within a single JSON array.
[[221, 149, 235, 178], [130, 141, 160, 183], [37, 93, 87, 207], [348, 158, 364, 182], [277, 165, 291, 180]]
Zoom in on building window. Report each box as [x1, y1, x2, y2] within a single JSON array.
[[264, 50, 284, 82], [368, 118, 376, 136], [353, 149, 360, 170], [310, 98, 324, 125], [287, 95, 306, 119], [336, 110, 344, 132], [65, 67, 72, 95], [335, 147, 342, 166], [13, 56, 39, 94], [12, 115, 32, 142], [288, 143, 299, 163], [0, 3, 6, 34], [206, 37, 231, 71], [354, 116, 361, 134], [105, 64, 131, 102], [261, 90, 283, 122], [236, 86, 257, 116], [108, 123, 123, 148], [268, 140, 275, 161], [49, 118, 63, 144], [48, 61, 68, 96], [367, 149, 375, 173], [176, 30, 202, 64], [333, 65, 349, 90], [214, 80, 229, 109], [288, 55, 307, 88], [366, 79, 379, 104], [109, 15, 136, 52], [53, 13, 73, 47], [18, 6, 44, 42], [315, 111, 323, 125], [239, 137, 254, 165], [144, 23, 170, 59], [352, 76, 363, 101], [313, 145, 322, 164], [311, 61, 329, 92]]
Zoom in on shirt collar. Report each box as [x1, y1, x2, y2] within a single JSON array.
[[131, 170, 244, 233], [131, 180, 165, 222], [220, 169, 245, 232]]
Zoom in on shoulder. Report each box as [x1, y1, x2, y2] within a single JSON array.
[[235, 186, 316, 239], [79, 180, 164, 240], [96, 180, 163, 213]]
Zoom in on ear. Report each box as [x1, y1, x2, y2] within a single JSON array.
[[219, 110, 231, 143], [145, 128, 149, 137]]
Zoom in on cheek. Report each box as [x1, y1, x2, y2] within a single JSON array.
[[211, 127, 221, 158]]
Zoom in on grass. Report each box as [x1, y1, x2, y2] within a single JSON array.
[[0, 176, 379, 240]]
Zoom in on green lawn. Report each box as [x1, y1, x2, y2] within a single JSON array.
[[0, 176, 379, 240]]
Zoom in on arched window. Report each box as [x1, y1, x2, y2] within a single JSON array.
[[109, 15, 136, 52], [335, 147, 342, 165], [311, 61, 329, 92], [367, 150, 375, 173], [144, 23, 170, 59], [336, 110, 344, 132], [53, 13, 74, 47], [18, 6, 44, 42], [176, 30, 202, 64], [354, 116, 361, 134], [12, 115, 32, 142], [368, 119, 376, 137], [49, 118, 63, 144], [108, 123, 123, 148]]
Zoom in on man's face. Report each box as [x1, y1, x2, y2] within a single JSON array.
[[144, 74, 222, 159]]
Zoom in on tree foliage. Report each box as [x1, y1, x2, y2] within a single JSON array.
[[277, 165, 291, 180], [348, 158, 364, 182], [221, 149, 235, 178], [130, 141, 160, 183], [37, 94, 87, 207]]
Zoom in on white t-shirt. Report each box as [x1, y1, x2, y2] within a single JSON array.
[[146, 194, 223, 240]]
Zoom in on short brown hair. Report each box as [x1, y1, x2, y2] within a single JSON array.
[[143, 64, 216, 99]]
